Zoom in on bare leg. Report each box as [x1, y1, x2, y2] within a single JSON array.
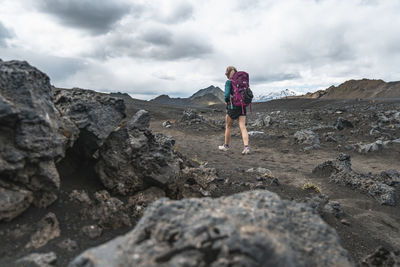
[[238, 115, 249, 146], [225, 114, 234, 146]]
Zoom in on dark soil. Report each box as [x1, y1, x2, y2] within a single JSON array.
[[148, 98, 400, 263], [1, 97, 399, 266]]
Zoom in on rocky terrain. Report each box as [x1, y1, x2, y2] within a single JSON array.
[[1, 59, 400, 266], [301, 78, 400, 99]]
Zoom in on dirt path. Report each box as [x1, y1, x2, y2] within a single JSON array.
[[150, 118, 400, 263]]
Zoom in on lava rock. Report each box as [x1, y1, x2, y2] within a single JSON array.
[[0, 188, 33, 222], [248, 131, 268, 138], [360, 246, 400, 266], [334, 117, 354, 130], [81, 225, 103, 239], [264, 115, 273, 126], [294, 129, 320, 145], [180, 109, 204, 124], [26, 212, 60, 249], [68, 190, 92, 206], [127, 187, 166, 218], [16, 252, 57, 267], [162, 120, 172, 128], [0, 60, 75, 217], [313, 154, 397, 205], [356, 139, 392, 153], [57, 239, 78, 252], [53, 87, 126, 150], [95, 110, 181, 195], [305, 194, 344, 218], [173, 165, 218, 198], [70, 190, 353, 267], [82, 190, 131, 230]]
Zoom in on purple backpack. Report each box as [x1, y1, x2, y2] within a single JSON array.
[[230, 71, 253, 114]]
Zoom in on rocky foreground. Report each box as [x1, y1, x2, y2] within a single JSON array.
[[1, 60, 400, 266]]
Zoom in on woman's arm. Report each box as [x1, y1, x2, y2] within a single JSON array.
[[224, 80, 231, 103]]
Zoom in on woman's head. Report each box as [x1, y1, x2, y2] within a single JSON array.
[[225, 66, 237, 79]]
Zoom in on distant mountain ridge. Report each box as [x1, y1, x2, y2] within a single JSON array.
[[254, 89, 299, 102], [301, 79, 400, 99], [190, 85, 224, 102], [151, 85, 224, 106]]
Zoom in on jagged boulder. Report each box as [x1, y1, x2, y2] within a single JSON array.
[[95, 110, 182, 195], [53, 87, 126, 159], [360, 246, 400, 266], [84, 190, 131, 229], [304, 194, 344, 218], [26, 212, 60, 249], [16, 252, 57, 267], [0, 60, 77, 220], [334, 117, 354, 130], [69, 190, 353, 267], [313, 153, 397, 205], [179, 108, 204, 124], [294, 129, 320, 146], [0, 188, 33, 222]]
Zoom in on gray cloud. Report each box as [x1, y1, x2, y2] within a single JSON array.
[[35, 56, 86, 82], [98, 27, 213, 61], [142, 30, 173, 46], [252, 72, 300, 84], [154, 37, 212, 60], [0, 46, 86, 84], [36, 0, 133, 34], [0, 21, 13, 46]]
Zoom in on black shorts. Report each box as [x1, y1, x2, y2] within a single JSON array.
[[227, 107, 246, 120]]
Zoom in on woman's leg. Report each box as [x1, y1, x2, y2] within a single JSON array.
[[225, 114, 234, 146], [238, 115, 249, 146]]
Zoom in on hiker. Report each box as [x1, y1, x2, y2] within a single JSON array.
[[218, 66, 250, 154]]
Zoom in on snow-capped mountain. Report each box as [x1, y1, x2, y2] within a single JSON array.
[[253, 89, 299, 102]]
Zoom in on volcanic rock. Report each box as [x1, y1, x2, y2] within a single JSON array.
[[95, 110, 181, 195], [360, 246, 400, 267], [127, 187, 166, 218], [313, 154, 397, 205], [57, 239, 78, 252], [248, 131, 268, 138], [16, 252, 57, 267], [334, 117, 354, 130], [180, 108, 204, 124], [305, 194, 344, 218], [173, 165, 218, 198], [81, 225, 103, 239], [53, 87, 126, 159], [26, 212, 60, 249], [0, 60, 75, 217], [0, 187, 33, 221], [294, 129, 320, 145], [82, 190, 131, 229], [69, 190, 353, 267]]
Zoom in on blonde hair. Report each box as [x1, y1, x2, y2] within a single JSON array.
[[226, 66, 237, 79]]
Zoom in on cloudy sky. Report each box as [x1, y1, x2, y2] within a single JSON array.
[[1, 0, 400, 99]]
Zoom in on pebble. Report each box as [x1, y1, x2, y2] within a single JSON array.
[[340, 219, 350, 226]]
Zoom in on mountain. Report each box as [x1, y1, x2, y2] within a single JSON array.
[[301, 79, 400, 99], [254, 89, 299, 102], [190, 85, 224, 102], [150, 94, 189, 106], [151, 85, 224, 106]]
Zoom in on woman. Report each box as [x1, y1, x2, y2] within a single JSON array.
[[218, 66, 250, 154]]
